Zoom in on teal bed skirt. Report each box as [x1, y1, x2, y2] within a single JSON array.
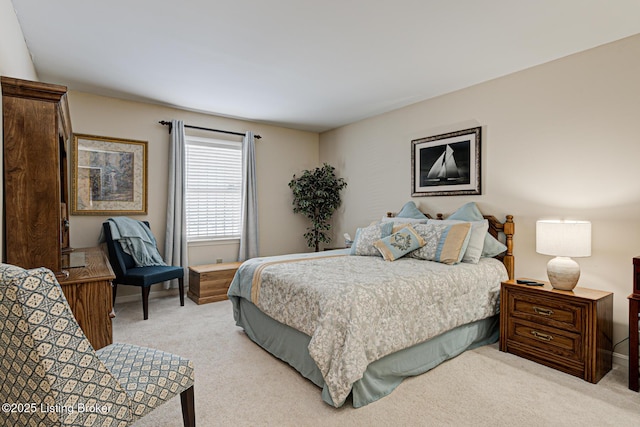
[[234, 297, 499, 408]]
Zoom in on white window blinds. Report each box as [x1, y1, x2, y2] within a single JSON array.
[[185, 136, 242, 241]]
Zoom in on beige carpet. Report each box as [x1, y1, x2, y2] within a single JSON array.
[[112, 295, 640, 427]]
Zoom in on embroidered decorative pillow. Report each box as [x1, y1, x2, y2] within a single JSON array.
[[409, 222, 472, 264], [350, 222, 394, 257], [427, 219, 489, 264], [448, 202, 508, 258], [374, 225, 426, 261]]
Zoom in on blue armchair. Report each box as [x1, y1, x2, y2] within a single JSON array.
[[103, 221, 185, 320]]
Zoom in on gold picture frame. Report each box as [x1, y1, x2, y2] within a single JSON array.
[[71, 134, 148, 215]]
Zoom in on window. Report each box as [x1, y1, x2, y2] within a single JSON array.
[[185, 135, 242, 241]]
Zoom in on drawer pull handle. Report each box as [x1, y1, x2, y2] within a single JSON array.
[[533, 306, 554, 316], [531, 330, 553, 341]]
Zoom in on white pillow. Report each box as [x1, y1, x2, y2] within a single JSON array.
[[427, 219, 488, 264]]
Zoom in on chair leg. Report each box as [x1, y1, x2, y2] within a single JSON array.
[[141, 286, 150, 320], [180, 385, 195, 427], [179, 277, 185, 306], [112, 283, 118, 306]]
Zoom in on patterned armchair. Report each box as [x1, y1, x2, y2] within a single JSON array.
[[0, 263, 195, 427]]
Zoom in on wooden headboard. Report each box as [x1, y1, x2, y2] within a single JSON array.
[[385, 211, 515, 280]]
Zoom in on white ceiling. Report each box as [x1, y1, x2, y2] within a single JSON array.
[[10, 0, 640, 132]]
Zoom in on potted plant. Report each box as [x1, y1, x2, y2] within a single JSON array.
[[288, 163, 347, 251]]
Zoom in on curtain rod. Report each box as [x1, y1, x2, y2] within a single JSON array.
[[158, 120, 261, 139]]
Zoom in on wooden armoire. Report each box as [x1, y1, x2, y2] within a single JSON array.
[[2, 76, 72, 276], [2, 77, 116, 350]]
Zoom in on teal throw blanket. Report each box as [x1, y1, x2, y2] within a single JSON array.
[[107, 217, 167, 267]]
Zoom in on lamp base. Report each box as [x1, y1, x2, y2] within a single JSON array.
[[547, 256, 580, 290]]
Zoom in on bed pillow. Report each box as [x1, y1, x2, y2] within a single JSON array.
[[447, 202, 508, 258], [409, 222, 472, 265], [380, 216, 429, 225], [396, 201, 429, 220], [480, 233, 508, 258], [447, 202, 484, 221], [427, 219, 488, 264], [374, 225, 426, 261], [350, 222, 394, 257]]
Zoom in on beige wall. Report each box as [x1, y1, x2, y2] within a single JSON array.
[[320, 34, 640, 355], [0, 0, 38, 81], [67, 91, 319, 299]]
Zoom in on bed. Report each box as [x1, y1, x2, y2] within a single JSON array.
[[228, 203, 515, 408]]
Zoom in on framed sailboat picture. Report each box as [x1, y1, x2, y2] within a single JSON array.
[[411, 127, 481, 196]]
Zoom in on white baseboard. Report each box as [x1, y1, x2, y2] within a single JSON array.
[[613, 351, 628, 368]]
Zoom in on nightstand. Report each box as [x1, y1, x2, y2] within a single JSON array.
[[629, 256, 640, 391], [500, 279, 613, 383], [629, 294, 639, 391]]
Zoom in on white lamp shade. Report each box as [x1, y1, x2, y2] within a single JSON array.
[[536, 220, 591, 258]]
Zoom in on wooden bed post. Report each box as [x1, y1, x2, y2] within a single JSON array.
[[482, 214, 515, 280], [503, 215, 515, 280]]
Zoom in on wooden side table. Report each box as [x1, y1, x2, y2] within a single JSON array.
[[188, 262, 242, 304], [629, 256, 640, 391], [629, 296, 639, 391], [58, 247, 115, 350], [500, 279, 613, 383]]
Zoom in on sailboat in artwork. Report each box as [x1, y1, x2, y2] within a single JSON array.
[[427, 144, 460, 181]]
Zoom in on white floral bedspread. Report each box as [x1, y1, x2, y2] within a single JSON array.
[[232, 253, 506, 407]]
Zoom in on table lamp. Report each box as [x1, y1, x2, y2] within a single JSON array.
[[536, 220, 591, 290]]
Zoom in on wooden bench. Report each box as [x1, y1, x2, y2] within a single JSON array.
[[188, 262, 242, 304]]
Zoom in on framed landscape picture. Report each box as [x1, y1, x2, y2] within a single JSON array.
[[411, 127, 481, 196], [71, 134, 147, 215]]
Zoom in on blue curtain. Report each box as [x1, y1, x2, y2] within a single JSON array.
[[238, 131, 259, 261], [164, 120, 188, 288]]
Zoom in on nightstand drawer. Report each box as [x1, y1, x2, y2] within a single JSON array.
[[507, 318, 583, 363], [507, 289, 584, 333]]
